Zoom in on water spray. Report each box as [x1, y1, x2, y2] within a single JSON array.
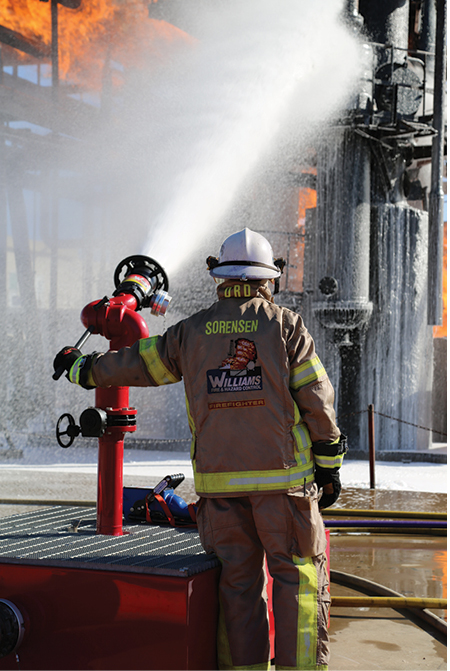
[[53, 255, 171, 536]]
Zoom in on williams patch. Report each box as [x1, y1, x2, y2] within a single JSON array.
[[207, 338, 263, 394]]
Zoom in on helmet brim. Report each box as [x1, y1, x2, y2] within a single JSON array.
[[210, 264, 280, 280]]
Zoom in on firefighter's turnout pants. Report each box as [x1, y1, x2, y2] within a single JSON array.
[[197, 488, 330, 671]]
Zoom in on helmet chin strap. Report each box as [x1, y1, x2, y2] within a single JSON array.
[[273, 277, 281, 295]]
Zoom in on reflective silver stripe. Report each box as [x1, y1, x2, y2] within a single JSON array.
[[298, 422, 312, 449], [292, 421, 312, 461], [227, 465, 314, 486], [290, 356, 326, 390], [297, 448, 308, 465]]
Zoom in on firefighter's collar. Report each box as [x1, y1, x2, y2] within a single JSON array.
[[217, 279, 274, 303]]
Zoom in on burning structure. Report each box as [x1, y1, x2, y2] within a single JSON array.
[[0, 0, 446, 457]]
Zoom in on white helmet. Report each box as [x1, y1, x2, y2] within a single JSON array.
[[208, 228, 281, 280]]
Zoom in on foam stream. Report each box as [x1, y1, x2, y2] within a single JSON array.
[[140, 0, 363, 275]]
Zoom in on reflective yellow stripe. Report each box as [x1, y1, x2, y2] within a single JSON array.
[[314, 453, 345, 469], [86, 368, 96, 387], [293, 401, 301, 425], [184, 393, 197, 460], [68, 356, 85, 385], [193, 461, 315, 494], [292, 401, 313, 466], [292, 421, 312, 453], [294, 555, 319, 670], [290, 356, 326, 390], [139, 337, 180, 385]]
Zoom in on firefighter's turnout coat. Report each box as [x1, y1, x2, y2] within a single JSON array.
[[79, 279, 343, 670], [85, 280, 342, 496]]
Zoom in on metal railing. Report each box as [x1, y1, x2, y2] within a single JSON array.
[[337, 404, 447, 489]]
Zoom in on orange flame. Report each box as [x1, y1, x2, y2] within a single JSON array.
[[0, 0, 194, 89], [288, 183, 317, 293]]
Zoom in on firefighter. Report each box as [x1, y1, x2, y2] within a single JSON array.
[[54, 227, 346, 671]]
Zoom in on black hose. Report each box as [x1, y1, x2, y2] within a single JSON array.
[[330, 569, 447, 644]]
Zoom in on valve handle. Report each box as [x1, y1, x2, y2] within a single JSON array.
[[52, 326, 95, 381], [56, 413, 81, 448]]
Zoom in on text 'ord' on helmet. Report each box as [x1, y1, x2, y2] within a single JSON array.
[[209, 228, 281, 281]]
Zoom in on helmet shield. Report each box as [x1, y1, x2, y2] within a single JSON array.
[[210, 228, 280, 280]]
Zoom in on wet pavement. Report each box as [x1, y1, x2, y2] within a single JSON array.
[[333, 486, 447, 514], [326, 487, 447, 670], [329, 612, 446, 670], [0, 470, 446, 670], [328, 531, 446, 669]]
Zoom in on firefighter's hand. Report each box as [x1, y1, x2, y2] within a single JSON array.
[[315, 466, 341, 510], [53, 347, 83, 377]]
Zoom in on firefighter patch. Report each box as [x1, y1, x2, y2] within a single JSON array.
[[207, 338, 263, 394]]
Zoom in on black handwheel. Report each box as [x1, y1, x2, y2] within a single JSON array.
[[56, 413, 78, 448], [113, 255, 169, 293]]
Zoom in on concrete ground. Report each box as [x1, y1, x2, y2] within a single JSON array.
[[327, 533, 447, 670], [0, 450, 446, 671], [329, 487, 447, 670], [328, 612, 446, 671]]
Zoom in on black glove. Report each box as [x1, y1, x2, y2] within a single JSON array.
[[53, 348, 98, 389], [53, 347, 82, 378], [314, 466, 341, 510]]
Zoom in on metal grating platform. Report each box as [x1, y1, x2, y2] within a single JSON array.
[[0, 506, 219, 577]]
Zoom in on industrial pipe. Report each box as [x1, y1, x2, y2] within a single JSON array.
[[427, 0, 447, 325], [78, 306, 148, 536], [368, 403, 375, 488], [331, 596, 447, 610], [51, 0, 59, 92]]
